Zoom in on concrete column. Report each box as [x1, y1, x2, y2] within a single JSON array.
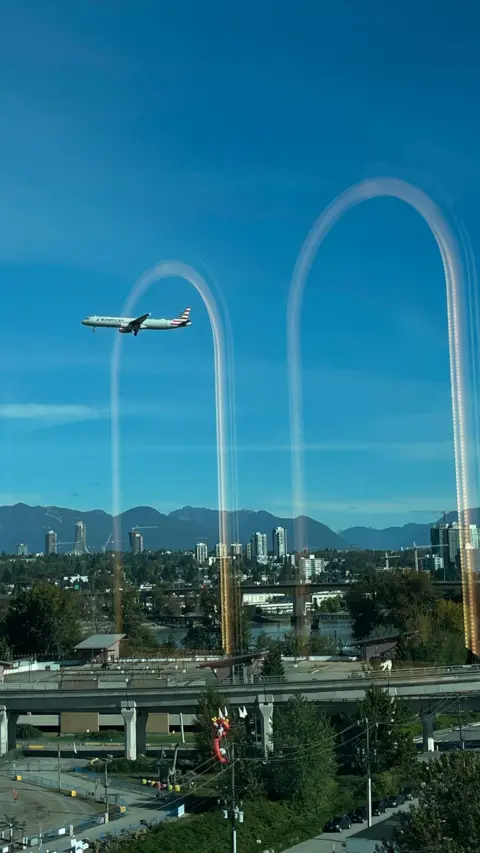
[[257, 694, 274, 758], [136, 711, 147, 756], [7, 712, 19, 752], [0, 706, 7, 756], [121, 701, 137, 761], [422, 712, 436, 753]]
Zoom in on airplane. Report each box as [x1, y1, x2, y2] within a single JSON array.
[[81, 307, 191, 336]]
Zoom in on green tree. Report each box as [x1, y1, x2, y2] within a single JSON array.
[[271, 695, 337, 809], [183, 624, 221, 651], [261, 647, 285, 679], [357, 685, 417, 779], [5, 582, 81, 657], [378, 751, 480, 852], [121, 588, 158, 649], [346, 572, 384, 639]]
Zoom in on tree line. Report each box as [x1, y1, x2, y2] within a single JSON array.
[[99, 682, 424, 853], [345, 569, 466, 666]]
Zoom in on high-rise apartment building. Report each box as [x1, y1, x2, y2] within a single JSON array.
[[430, 523, 449, 569], [469, 524, 479, 550], [231, 543, 242, 557], [250, 532, 268, 560], [448, 522, 461, 568], [45, 530, 57, 556], [215, 543, 227, 559], [245, 542, 252, 560], [196, 542, 208, 563], [299, 555, 325, 582], [272, 527, 287, 559], [129, 529, 144, 554], [73, 521, 87, 555], [17, 543, 28, 557], [430, 520, 480, 574]]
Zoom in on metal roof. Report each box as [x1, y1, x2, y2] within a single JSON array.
[[74, 633, 126, 650]]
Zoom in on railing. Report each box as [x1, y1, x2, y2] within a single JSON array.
[[0, 663, 479, 692]]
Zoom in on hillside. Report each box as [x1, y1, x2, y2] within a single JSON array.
[[0, 503, 464, 554], [0, 503, 346, 554]]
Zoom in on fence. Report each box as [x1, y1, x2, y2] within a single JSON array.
[[1, 662, 480, 692], [2, 767, 128, 808]]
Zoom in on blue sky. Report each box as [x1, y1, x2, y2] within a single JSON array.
[[0, 0, 479, 531]]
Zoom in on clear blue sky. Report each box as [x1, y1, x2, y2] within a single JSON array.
[[0, 0, 478, 531]]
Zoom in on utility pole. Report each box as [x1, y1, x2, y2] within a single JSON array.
[[458, 698, 464, 749], [57, 742, 61, 791], [220, 744, 243, 853], [231, 742, 237, 853], [104, 757, 110, 822], [366, 718, 372, 827]]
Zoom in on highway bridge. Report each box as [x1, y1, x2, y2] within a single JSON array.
[[0, 663, 479, 758], [157, 580, 463, 596]]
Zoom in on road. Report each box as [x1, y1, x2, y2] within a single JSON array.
[[414, 722, 480, 749], [157, 580, 462, 595], [281, 801, 414, 853], [3, 664, 480, 716]]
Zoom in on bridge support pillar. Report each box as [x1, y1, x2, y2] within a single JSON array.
[[421, 712, 436, 753], [136, 711, 148, 756], [0, 706, 7, 756], [257, 694, 274, 758], [7, 712, 18, 752], [121, 701, 137, 761]]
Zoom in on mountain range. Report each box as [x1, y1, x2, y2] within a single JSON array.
[[0, 502, 464, 555]]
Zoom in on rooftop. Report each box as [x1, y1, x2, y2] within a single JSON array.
[[75, 633, 126, 650]]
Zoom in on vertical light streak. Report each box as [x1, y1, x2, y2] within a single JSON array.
[[110, 260, 236, 654], [287, 178, 478, 654]]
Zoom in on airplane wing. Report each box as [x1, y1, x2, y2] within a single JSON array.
[[126, 313, 150, 331]]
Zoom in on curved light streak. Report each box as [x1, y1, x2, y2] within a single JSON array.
[[287, 177, 477, 654], [110, 260, 236, 654]]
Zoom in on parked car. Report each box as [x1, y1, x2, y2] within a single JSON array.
[[385, 793, 406, 808], [372, 799, 387, 815], [350, 807, 368, 823], [323, 815, 352, 832]]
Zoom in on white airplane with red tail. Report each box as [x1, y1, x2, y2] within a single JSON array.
[[82, 307, 191, 336]]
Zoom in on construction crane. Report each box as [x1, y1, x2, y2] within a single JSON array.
[[412, 542, 432, 572], [102, 533, 113, 554], [57, 541, 75, 552], [384, 552, 401, 570]]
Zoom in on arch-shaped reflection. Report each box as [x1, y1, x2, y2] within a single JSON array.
[[110, 260, 237, 654], [287, 178, 477, 654]]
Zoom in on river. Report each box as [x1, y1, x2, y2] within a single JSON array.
[[153, 617, 353, 650]]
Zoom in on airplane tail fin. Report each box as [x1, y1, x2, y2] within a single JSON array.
[[171, 306, 191, 327]]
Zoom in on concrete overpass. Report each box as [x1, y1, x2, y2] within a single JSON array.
[[158, 580, 463, 596], [1, 663, 479, 759]]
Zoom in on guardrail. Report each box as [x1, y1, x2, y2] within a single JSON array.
[[0, 663, 480, 692]]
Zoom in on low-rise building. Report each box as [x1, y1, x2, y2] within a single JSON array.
[[74, 633, 126, 663]]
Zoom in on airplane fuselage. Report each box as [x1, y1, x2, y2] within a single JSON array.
[[82, 316, 191, 332]]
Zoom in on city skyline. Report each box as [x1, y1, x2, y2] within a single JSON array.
[[1, 3, 478, 529]]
